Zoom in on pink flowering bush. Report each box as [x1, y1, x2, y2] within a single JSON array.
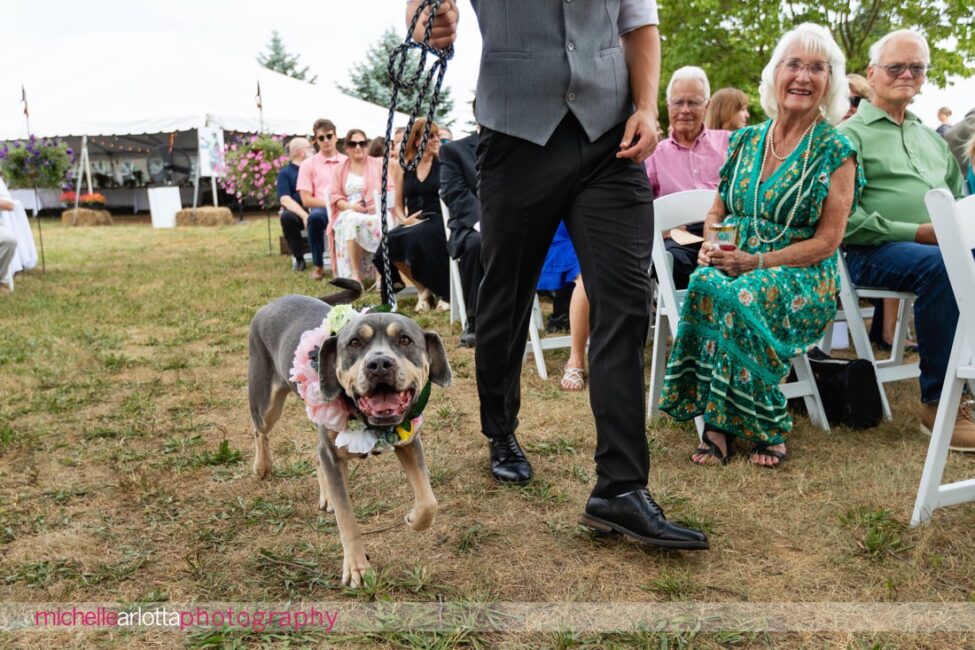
[[219, 134, 288, 208]]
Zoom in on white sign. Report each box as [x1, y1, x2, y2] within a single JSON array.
[[197, 127, 226, 178]]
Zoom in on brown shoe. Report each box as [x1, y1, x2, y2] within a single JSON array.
[[919, 402, 975, 452], [310, 266, 326, 281]]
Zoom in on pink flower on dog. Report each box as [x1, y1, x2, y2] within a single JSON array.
[[290, 321, 352, 431]]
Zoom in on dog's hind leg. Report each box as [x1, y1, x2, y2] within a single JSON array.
[[251, 383, 289, 480], [394, 434, 438, 531]]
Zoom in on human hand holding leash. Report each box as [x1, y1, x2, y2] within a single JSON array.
[[407, 0, 458, 50]]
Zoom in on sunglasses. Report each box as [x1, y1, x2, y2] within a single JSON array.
[[346, 140, 369, 149], [878, 63, 929, 79], [849, 95, 862, 108], [316, 133, 336, 142]]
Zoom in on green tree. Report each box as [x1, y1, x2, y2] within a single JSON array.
[[658, 0, 974, 121], [257, 30, 317, 83], [339, 28, 455, 125]]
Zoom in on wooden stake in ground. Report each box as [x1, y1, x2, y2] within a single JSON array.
[[266, 210, 272, 256]]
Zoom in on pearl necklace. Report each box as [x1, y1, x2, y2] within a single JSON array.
[[749, 119, 818, 245], [767, 122, 803, 161]]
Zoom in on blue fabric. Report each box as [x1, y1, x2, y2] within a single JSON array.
[[276, 162, 302, 206], [537, 221, 581, 290], [967, 164, 974, 196], [845, 242, 966, 403], [306, 208, 329, 268]]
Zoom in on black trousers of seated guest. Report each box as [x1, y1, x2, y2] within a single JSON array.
[[280, 210, 306, 263], [457, 233, 483, 321], [663, 238, 703, 290], [475, 115, 654, 499]]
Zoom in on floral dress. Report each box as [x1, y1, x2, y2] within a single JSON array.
[[659, 120, 864, 445], [333, 172, 381, 280]]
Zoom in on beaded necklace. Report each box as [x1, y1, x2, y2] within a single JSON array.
[[749, 119, 818, 245]]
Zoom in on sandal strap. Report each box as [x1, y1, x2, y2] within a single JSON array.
[[751, 444, 786, 461], [694, 430, 732, 463]]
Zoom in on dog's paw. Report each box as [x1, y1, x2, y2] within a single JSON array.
[[253, 457, 273, 480], [318, 496, 334, 513], [405, 504, 437, 531], [342, 551, 372, 588]]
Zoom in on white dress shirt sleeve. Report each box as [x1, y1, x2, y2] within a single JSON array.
[[619, 0, 659, 34]]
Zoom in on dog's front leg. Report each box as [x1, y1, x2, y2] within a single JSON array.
[[394, 434, 438, 531], [318, 435, 370, 587]]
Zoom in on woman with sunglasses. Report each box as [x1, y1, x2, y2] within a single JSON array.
[[844, 73, 872, 122], [329, 129, 383, 286]]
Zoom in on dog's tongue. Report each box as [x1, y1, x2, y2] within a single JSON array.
[[361, 390, 409, 416]]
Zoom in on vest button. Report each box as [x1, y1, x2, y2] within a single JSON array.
[[567, 93, 576, 102], [567, 42, 575, 52]]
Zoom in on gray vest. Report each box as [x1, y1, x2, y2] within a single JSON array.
[[472, 0, 632, 147]]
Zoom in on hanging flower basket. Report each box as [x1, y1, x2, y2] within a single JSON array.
[[219, 134, 288, 209]]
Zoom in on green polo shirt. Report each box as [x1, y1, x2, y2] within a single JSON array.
[[839, 100, 963, 246]]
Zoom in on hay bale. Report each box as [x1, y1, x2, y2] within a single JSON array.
[[175, 207, 235, 226], [61, 208, 113, 226]]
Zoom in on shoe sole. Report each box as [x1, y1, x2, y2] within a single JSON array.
[[578, 513, 710, 550], [491, 472, 532, 486], [919, 425, 975, 453]]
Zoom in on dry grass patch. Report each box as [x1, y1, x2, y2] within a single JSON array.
[[2, 221, 975, 648]]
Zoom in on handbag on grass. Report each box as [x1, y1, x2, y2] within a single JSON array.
[[788, 347, 883, 429]]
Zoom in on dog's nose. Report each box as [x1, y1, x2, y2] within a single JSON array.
[[365, 354, 397, 380]]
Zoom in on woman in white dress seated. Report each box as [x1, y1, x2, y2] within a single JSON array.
[[329, 129, 383, 285]]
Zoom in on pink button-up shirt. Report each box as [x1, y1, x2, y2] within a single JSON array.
[[296, 152, 348, 200], [644, 127, 731, 198]]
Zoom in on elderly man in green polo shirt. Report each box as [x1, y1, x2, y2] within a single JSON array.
[[839, 29, 971, 450]]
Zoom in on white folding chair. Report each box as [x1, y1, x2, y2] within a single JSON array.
[[0, 210, 15, 291], [524, 294, 572, 380], [834, 253, 919, 421], [910, 190, 975, 526], [439, 198, 468, 331], [646, 189, 830, 434]]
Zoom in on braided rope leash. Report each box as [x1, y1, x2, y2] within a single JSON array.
[[378, 0, 454, 308]]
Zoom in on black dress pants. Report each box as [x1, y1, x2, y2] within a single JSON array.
[[475, 115, 654, 498], [457, 233, 483, 322], [280, 210, 305, 263]]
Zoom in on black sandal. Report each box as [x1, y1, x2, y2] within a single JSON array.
[[691, 430, 734, 466], [750, 443, 788, 469]]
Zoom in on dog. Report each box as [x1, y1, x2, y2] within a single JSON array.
[[247, 293, 451, 587]]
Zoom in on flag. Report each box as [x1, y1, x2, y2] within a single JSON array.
[[256, 81, 263, 110], [21, 84, 29, 118]]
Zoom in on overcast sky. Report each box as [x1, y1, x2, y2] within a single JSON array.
[[5, 0, 483, 128]]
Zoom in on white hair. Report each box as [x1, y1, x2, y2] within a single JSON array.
[[666, 66, 711, 102], [758, 23, 849, 125], [869, 29, 930, 66]]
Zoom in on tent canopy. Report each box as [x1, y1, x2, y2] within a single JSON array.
[[0, 30, 405, 141]]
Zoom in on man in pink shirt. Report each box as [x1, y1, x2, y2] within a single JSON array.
[[297, 118, 348, 280], [645, 67, 731, 288]]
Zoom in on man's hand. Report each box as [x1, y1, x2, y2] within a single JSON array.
[[915, 223, 937, 245], [407, 0, 458, 50], [616, 109, 659, 163]]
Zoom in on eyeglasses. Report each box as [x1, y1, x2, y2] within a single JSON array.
[[668, 99, 705, 110], [780, 58, 831, 77], [877, 63, 929, 79], [849, 95, 862, 108], [346, 140, 369, 149], [316, 133, 336, 142]]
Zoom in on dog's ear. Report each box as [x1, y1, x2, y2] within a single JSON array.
[[423, 331, 452, 387], [318, 336, 343, 400]]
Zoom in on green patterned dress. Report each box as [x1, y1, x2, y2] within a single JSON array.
[[659, 120, 864, 445]]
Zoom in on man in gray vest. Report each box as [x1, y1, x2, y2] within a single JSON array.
[[409, 0, 708, 550]]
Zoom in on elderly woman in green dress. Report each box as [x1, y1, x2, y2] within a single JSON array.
[[659, 23, 864, 468]]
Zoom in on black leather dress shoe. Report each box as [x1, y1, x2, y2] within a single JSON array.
[[581, 488, 709, 550], [489, 433, 532, 484], [459, 320, 475, 348]]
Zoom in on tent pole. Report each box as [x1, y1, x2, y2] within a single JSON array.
[[73, 136, 85, 212], [211, 175, 218, 208]]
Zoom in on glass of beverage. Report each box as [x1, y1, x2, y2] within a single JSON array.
[[708, 222, 739, 251]]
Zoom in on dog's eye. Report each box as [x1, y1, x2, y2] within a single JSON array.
[[398, 335, 412, 346], [348, 338, 362, 349]]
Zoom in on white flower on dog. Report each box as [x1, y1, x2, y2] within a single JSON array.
[[335, 419, 381, 455]]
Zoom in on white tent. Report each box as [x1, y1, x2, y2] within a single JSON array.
[[910, 75, 975, 129], [0, 30, 403, 140]]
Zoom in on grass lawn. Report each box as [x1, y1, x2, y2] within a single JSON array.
[[2, 219, 975, 649]]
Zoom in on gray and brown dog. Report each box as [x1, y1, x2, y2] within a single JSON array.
[[247, 294, 451, 587]]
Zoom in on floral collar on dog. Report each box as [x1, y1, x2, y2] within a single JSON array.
[[289, 305, 428, 455]]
